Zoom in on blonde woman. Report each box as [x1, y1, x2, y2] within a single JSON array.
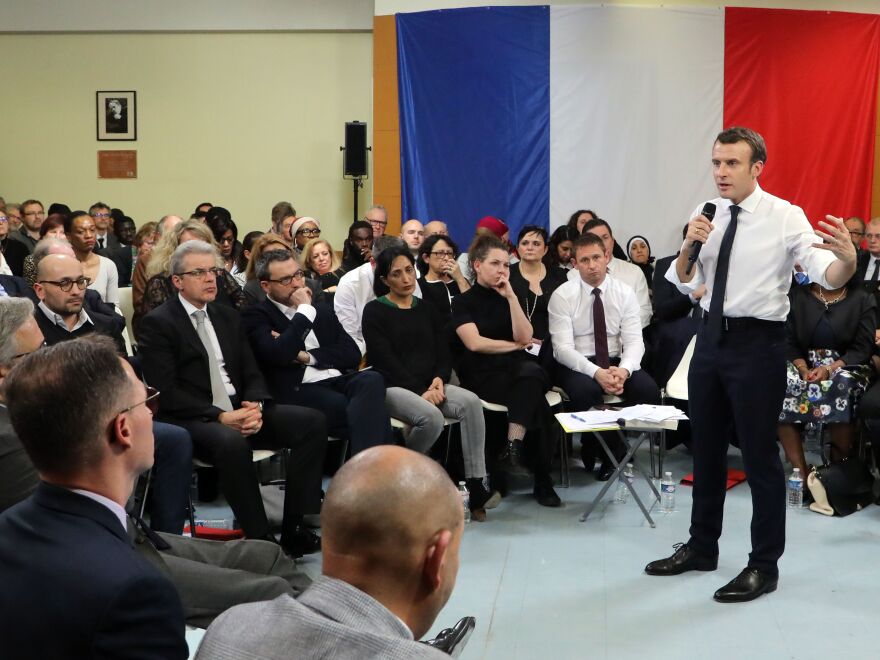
[[301, 237, 345, 302]]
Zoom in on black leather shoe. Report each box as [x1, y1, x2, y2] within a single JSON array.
[[713, 567, 778, 603], [498, 441, 530, 476], [533, 477, 562, 508], [281, 526, 322, 558], [596, 462, 616, 482], [645, 543, 718, 576]]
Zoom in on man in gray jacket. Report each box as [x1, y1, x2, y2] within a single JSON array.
[[196, 445, 464, 659]]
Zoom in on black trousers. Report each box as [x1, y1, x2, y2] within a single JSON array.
[[687, 319, 787, 576], [167, 403, 327, 545], [857, 380, 880, 465]]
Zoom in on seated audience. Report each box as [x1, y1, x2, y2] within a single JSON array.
[[365, 203, 389, 239], [65, 210, 120, 307], [549, 233, 661, 479], [8, 199, 44, 254], [401, 218, 425, 259], [195, 201, 213, 215], [340, 220, 374, 272], [335, 236, 422, 355], [196, 446, 463, 660], [242, 232, 292, 303], [509, 225, 567, 345], [109, 214, 137, 287], [234, 230, 264, 287], [566, 208, 596, 235], [778, 282, 875, 480], [452, 234, 560, 507], [363, 247, 498, 519], [139, 240, 326, 557], [547, 225, 578, 271], [0, 335, 188, 658], [845, 216, 865, 253], [568, 218, 653, 328], [456, 215, 511, 283], [205, 206, 242, 277], [136, 220, 246, 339], [270, 201, 297, 244], [90, 201, 121, 254], [424, 219, 448, 236], [289, 216, 321, 260], [418, 234, 470, 320], [22, 214, 67, 284], [626, 234, 654, 292], [0, 298, 310, 627], [133, 219, 159, 271], [301, 236, 345, 303], [0, 208, 28, 276], [853, 216, 880, 307], [5, 202, 22, 232], [242, 249, 392, 455], [132, 214, 182, 310]]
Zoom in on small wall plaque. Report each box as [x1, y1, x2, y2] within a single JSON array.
[[98, 150, 137, 179]]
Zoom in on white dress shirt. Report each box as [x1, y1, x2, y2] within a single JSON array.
[[179, 294, 236, 397], [38, 301, 93, 332], [334, 262, 422, 356], [70, 488, 128, 532], [568, 256, 651, 327], [666, 184, 836, 322], [548, 274, 644, 378], [865, 254, 880, 281], [268, 297, 341, 383]]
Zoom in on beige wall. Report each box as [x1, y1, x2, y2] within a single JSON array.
[[376, 0, 880, 14], [0, 32, 372, 250]]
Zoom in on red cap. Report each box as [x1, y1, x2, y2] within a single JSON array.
[[476, 216, 509, 238]]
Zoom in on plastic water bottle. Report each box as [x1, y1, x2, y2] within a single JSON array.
[[458, 481, 471, 523], [661, 471, 676, 513], [787, 468, 803, 509], [614, 464, 634, 503]]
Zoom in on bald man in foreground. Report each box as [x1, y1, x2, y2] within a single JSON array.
[[196, 446, 463, 659]]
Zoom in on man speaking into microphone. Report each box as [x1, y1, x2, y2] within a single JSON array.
[[644, 127, 856, 602]]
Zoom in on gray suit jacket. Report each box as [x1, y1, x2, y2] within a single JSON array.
[[196, 576, 448, 659]]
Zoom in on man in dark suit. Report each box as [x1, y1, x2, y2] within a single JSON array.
[[0, 208, 29, 276], [242, 249, 392, 455], [139, 240, 327, 557], [0, 335, 188, 659], [90, 201, 122, 255], [110, 214, 136, 287]]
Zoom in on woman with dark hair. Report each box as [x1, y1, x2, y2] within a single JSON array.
[[566, 209, 597, 235], [233, 231, 264, 287], [340, 220, 374, 272], [626, 234, 654, 291], [778, 283, 875, 485], [205, 207, 242, 275], [546, 225, 579, 271], [452, 234, 560, 508], [509, 225, 567, 345], [64, 210, 119, 306], [363, 246, 499, 519], [418, 234, 470, 319]]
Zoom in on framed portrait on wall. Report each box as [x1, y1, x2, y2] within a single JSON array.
[[96, 91, 137, 141]]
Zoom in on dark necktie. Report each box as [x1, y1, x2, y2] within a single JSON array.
[[706, 204, 741, 343], [592, 288, 610, 369], [870, 260, 879, 283], [98, 237, 105, 250]]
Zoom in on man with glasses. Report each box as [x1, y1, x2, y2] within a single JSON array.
[[365, 204, 389, 240], [0, 333, 188, 658], [5, 203, 23, 232], [139, 240, 327, 558], [89, 201, 121, 255], [0, 209, 29, 276], [852, 217, 880, 297], [845, 216, 866, 253], [243, 250, 393, 457], [8, 198, 44, 254]]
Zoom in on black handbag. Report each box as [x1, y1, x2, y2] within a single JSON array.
[[811, 458, 875, 517]]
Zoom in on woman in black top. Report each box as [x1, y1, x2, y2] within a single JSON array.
[[340, 220, 374, 273], [509, 225, 568, 345], [626, 234, 654, 293], [778, 283, 876, 479], [417, 234, 470, 320], [452, 234, 560, 507], [546, 225, 578, 271], [301, 237, 346, 305], [363, 247, 498, 518]]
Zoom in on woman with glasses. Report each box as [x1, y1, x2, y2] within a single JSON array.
[[64, 211, 119, 308], [288, 217, 321, 260], [135, 221, 245, 340], [417, 234, 470, 320], [363, 246, 500, 520], [205, 207, 242, 276], [301, 237, 345, 304]]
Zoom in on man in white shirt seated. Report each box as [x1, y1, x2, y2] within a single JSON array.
[[550, 233, 661, 478], [567, 218, 653, 328]]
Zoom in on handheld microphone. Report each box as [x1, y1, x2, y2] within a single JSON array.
[[685, 202, 717, 275]]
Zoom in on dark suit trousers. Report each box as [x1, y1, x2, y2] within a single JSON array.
[[150, 422, 193, 534], [283, 370, 393, 455], [169, 403, 326, 542], [687, 320, 787, 576]]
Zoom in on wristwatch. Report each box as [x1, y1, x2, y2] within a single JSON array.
[[257, 401, 264, 413]]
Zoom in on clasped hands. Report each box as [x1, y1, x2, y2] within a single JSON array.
[[218, 401, 263, 436], [595, 366, 629, 395], [422, 377, 446, 405]]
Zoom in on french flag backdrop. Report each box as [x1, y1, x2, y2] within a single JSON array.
[[397, 5, 880, 257]]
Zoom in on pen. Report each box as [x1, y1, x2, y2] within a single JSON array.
[[571, 414, 587, 423]]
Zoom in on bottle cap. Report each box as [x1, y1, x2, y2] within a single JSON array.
[[664, 471, 672, 477]]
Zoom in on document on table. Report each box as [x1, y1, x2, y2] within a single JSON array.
[[554, 405, 687, 433]]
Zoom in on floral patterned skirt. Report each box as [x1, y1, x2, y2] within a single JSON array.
[[778, 349, 873, 424]]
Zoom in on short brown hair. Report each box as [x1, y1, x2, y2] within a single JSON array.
[[5, 335, 130, 476], [572, 232, 606, 256], [271, 201, 296, 233], [467, 233, 507, 273], [715, 126, 767, 165]]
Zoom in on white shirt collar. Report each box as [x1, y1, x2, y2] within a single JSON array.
[[178, 293, 207, 318], [731, 183, 763, 214], [578, 274, 611, 296], [269, 296, 296, 320], [38, 300, 92, 332], [69, 488, 128, 533]]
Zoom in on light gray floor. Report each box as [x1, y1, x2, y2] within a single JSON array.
[[188, 443, 880, 660]]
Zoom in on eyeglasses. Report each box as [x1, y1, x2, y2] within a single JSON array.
[[850, 230, 866, 237], [296, 228, 321, 237], [23, 211, 44, 218], [430, 250, 454, 258], [367, 219, 388, 227], [219, 236, 235, 244], [38, 276, 92, 292], [118, 386, 160, 416], [263, 270, 305, 286], [175, 267, 224, 280], [91, 212, 110, 219], [865, 233, 880, 240]]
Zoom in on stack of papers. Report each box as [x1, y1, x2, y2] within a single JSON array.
[[554, 405, 687, 432]]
